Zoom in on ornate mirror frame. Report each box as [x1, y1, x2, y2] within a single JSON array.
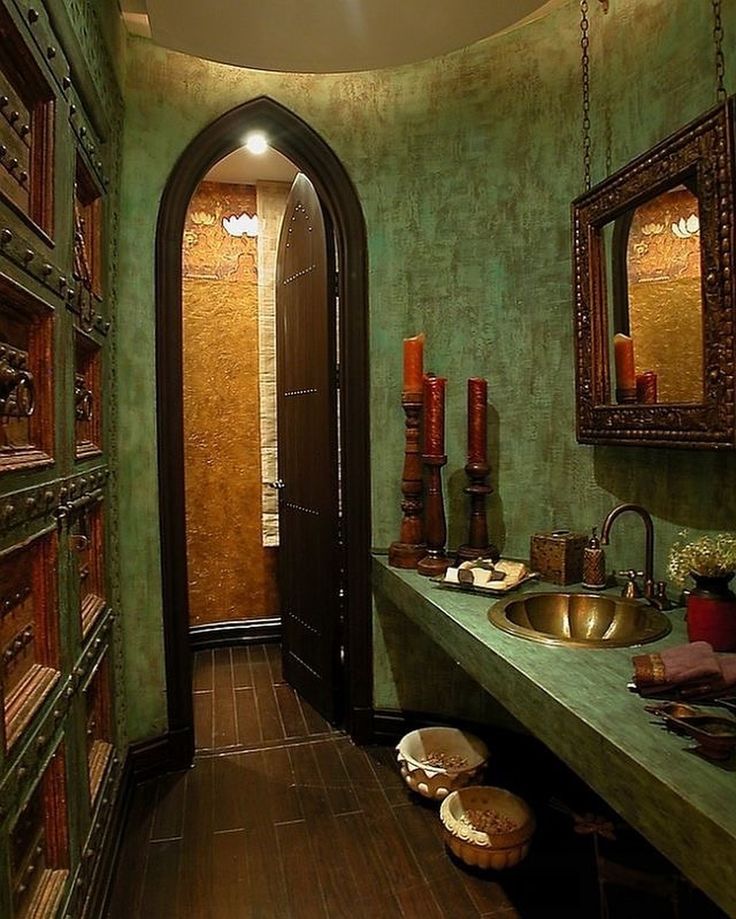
[[572, 99, 735, 449]]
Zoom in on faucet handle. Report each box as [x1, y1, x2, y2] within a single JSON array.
[[618, 569, 643, 599], [651, 580, 675, 612]]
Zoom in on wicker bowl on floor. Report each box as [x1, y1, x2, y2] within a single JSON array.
[[440, 786, 535, 870], [395, 727, 488, 801]]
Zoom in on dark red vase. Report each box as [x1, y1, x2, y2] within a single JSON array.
[[686, 572, 736, 651]]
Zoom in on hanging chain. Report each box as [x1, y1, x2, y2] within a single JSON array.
[[712, 0, 727, 102], [580, 0, 726, 189], [580, 0, 592, 191]]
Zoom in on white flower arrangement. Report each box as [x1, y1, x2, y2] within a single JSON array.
[[667, 531, 736, 586]]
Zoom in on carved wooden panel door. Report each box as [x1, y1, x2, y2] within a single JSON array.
[[276, 173, 342, 723], [0, 2, 122, 917]]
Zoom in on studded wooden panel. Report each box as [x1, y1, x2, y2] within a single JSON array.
[[74, 499, 104, 638], [73, 151, 105, 336], [10, 773, 45, 914], [83, 651, 112, 805], [10, 740, 68, 919], [0, 272, 53, 473], [0, 3, 54, 238], [74, 332, 101, 459], [75, 155, 102, 296], [0, 529, 59, 751], [0, 68, 31, 218]]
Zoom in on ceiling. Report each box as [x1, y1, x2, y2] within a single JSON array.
[[204, 146, 298, 186], [120, 0, 555, 73]]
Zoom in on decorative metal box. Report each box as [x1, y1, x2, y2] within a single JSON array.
[[529, 531, 586, 586]]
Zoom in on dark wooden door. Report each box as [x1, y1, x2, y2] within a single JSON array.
[[276, 173, 342, 723]]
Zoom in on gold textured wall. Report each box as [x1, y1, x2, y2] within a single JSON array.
[[627, 187, 703, 404], [183, 180, 279, 624]]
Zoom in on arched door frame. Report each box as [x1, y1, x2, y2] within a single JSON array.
[[155, 97, 372, 770]]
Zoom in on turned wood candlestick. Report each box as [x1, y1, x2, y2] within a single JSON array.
[[417, 454, 451, 577], [456, 459, 499, 563], [389, 391, 426, 568]]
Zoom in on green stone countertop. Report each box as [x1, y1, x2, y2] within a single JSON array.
[[372, 555, 736, 917]]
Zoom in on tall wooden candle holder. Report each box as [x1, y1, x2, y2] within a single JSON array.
[[417, 454, 451, 577], [456, 377, 498, 563], [456, 459, 499, 563], [388, 391, 426, 568]]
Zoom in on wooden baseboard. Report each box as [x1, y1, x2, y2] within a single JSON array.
[[129, 727, 194, 782], [371, 708, 518, 745], [347, 705, 375, 745], [371, 708, 430, 743], [189, 618, 281, 649]]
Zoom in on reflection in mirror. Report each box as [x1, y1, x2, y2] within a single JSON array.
[[604, 180, 704, 406]]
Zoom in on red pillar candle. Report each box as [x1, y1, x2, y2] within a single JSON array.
[[423, 374, 446, 456], [636, 370, 658, 404], [467, 377, 487, 464], [614, 333, 636, 403], [403, 334, 425, 393]]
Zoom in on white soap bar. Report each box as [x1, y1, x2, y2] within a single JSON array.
[[495, 560, 528, 586]]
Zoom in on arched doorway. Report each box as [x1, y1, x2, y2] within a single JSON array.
[[155, 97, 372, 769]]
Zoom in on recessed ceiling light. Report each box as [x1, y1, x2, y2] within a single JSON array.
[[245, 132, 268, 155]]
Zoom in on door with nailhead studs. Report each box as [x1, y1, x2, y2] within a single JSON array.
[[0, 2, 123, 917], [276, 172, 343, 724]]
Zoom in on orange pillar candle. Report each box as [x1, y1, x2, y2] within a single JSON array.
[[467, 378, 487, 465], [403, 334, 425, 393], [614, 333, 637, 403], [423, 374, 446, 457]]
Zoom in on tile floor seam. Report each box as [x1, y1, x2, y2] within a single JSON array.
[[195, 732, 340, 758]]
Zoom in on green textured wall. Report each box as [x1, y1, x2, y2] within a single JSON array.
[[117, 0, 736, 738]]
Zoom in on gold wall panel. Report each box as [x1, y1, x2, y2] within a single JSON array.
[[627, 187, 703, 404], [183, 181, 280, 624]]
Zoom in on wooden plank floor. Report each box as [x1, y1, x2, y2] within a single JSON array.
[[107, 644, 652, 919], [191, 645, 336, 753]]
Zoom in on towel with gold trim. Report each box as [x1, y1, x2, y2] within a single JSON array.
[[632, 641, 736, 698]]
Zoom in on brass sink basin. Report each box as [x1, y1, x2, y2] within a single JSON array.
[[488, 592, 671, 648]]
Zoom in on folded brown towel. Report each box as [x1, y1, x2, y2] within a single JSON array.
[[632, 641, 721, 690], [632, 642, 736, 700], [716, 654, 736, 690]]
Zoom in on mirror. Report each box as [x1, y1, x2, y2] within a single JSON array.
[[573, 99, 736, 448]]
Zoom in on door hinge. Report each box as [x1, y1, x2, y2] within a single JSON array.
[[335, 362, 342, 390]]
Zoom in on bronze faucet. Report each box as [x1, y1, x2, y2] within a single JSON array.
[[599, 503, 673, 611]]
